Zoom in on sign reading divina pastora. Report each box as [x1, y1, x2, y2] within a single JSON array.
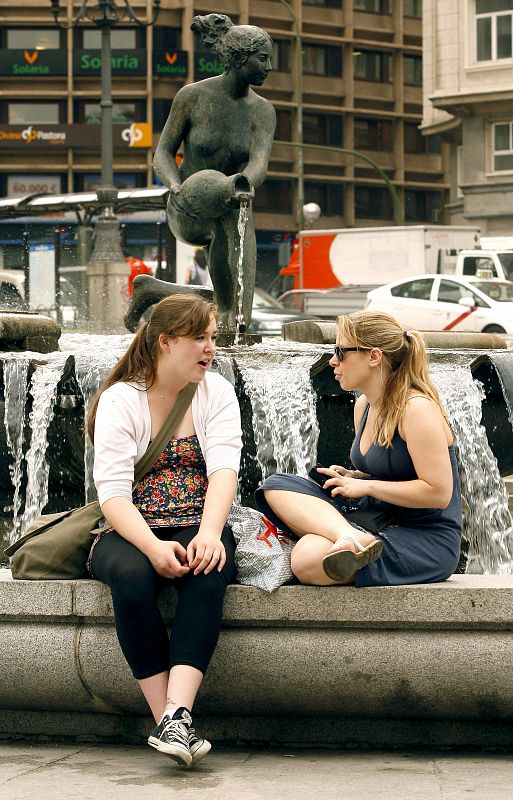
[[0, 124, 153, 149], [0, 49, 67, 76], [73, 49, 146, 76]]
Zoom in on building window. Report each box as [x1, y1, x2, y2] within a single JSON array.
[[476, 1, 513, 62], [304, 0, 342, 6], [303, 44, 342, 77], [493, 121, 513, 171], [405, 189, 442, 222], [275, 109, 292, 140], [404, 55, 422, 85], [272, 40, 291, 73], [6, 28, 60, 49], [304, 113, 343, 147], [82, 28, 138, 48], [8, 103, 60, 124], [153, 100, 170, 132], [153, 26, 181, 50], [253, 179, 292, 213], [404, 122, 441, 154], [305, 182, 343, 215], [78, 102, 138, 124], [354, 117, 393, 151], [354, 50, 392, 82], [77, 173, 140, 192], [404, 0, 422, 17], [354, 0, 390, 12], [355, 185, 393, 219]]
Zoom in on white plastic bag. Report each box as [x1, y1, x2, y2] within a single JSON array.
[[228, 503, 296, 592]]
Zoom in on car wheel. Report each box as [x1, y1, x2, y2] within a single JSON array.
[[482, 324, 506, 334]]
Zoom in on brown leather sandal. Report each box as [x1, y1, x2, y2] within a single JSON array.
[[322, 533, 383, 581]]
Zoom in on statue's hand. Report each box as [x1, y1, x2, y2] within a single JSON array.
[[170, 183, 181, 196]]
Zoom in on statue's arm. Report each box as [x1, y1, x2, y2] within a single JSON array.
[[242, 101, 276, 188], [153, 90, 191, 192]]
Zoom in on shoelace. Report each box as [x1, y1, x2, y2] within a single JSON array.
[[161, 716, 189, 746]]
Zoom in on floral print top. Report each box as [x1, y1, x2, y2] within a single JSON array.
[[133, 435, 208, 526]]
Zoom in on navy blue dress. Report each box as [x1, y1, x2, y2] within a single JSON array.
[[255, 404, 462, 587]]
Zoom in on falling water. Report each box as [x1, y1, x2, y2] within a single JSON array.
[[431, 361, 513, 573], [18, 352, 68, 538], [234, 198, 250, 346], [237, 342, 321, 480], [62, 334, 133, 502], [3, 357, 29, 539]]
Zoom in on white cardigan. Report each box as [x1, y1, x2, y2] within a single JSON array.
[[93, 371, 242, 508]]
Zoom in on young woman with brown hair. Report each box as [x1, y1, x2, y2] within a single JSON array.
[[87, 294, 242, 767], [256, 310, 462, 587]]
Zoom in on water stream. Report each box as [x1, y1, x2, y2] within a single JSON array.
[[17, 352, 68, 540], [3, 357, 29, 540], [431, 362, 513, 573], [236, 341, 321, 480], [234, 198, 250, 346], [61, 334, 133, 502]]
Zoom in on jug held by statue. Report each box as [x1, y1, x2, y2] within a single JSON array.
[[169, 170, 252, 219]]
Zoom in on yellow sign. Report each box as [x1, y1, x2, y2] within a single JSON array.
[[121, 122, 152, 148]]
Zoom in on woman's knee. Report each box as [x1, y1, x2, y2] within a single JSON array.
[[184, 568, 229, 604], [290, 535, 330, 584]]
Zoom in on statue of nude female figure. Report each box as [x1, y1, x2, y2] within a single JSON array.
[[150, 13, 276, 332]]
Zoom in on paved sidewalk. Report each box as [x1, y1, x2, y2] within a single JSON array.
[[0, 743, 512, 800]]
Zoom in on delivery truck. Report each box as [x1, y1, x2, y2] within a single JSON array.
[[280, 225, 482, 290]]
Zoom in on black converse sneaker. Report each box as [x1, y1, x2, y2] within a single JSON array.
[[148, 707, 192, 767], [188, 727, 212, 764]]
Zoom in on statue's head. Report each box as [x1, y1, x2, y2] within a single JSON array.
[[191, 14, 273, 76]]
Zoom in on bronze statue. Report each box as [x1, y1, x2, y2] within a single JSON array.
[[147, 13, 276, 332]]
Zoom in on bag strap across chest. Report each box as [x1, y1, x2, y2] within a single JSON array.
[[133, 381, 198, 484]]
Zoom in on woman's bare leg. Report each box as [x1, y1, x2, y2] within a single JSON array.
[[139, 665, 203, 722], [138, 671, 169, 722], [264, 489, 378, 586]]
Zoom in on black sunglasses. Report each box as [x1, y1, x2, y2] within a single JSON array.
[[333, 346, 370, 361]]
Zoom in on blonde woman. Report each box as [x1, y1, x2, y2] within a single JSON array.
[[255, 310, 462, 587]]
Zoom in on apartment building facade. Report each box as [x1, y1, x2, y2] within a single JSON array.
[[0, 0, 448, 272], [422, 0, 513, 235]]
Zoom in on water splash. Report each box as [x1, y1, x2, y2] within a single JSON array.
[[432, 362, 513, 573], [237, 344, 321, 480], [3, 356, 29, 540], [70, 336, 131, 503], [234, 198, 250, 346], [19, 352, 68, 537]]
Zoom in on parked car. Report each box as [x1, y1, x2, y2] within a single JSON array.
[[365, 274, 513, 334], [279, 286, 373, 319], [249, 287, 318, 335]]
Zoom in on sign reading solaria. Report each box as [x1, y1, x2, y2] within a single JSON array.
[[0, 49, 67, 76], [153, 51, 187, 77], [73, 50, 146, 76]]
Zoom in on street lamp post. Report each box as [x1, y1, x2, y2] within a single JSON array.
[[49, 0, 160, 328], [276, 0, 304, 231]]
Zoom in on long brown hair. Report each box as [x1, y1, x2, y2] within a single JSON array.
[[337, 310, 448, 447], [87, 294, 217, 442]]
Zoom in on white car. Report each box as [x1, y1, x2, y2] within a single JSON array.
[[365, 274, 513, 334]]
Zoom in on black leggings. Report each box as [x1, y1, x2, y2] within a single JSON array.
[[90, 524, 235, 680]]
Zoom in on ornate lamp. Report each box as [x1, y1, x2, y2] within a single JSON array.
[[48, 0, 161, 262]]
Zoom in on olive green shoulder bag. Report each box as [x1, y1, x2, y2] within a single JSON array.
[[4, 382, 197, 580]]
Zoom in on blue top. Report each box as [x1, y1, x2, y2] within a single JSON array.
[[350, 403, 462, 536]]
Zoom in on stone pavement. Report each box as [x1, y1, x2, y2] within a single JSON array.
[[0, 743, 512, 800]]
